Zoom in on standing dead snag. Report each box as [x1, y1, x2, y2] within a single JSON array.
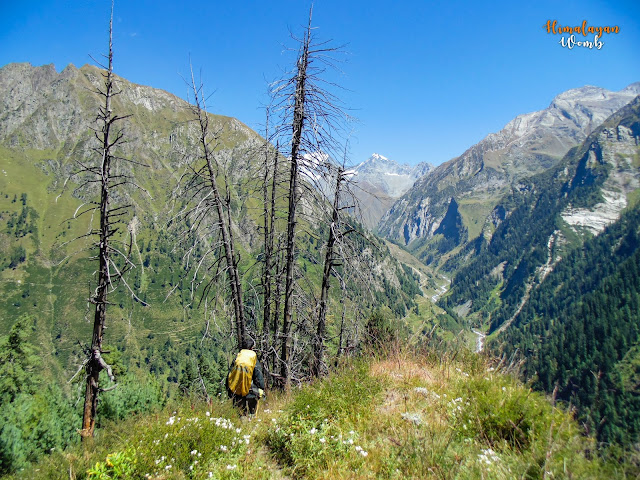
[[180, 65, 246, 349], [312, 165, 343, 377], [259, 108, 282, 372], [269, 6, 349, 387], [79, 0, 141, 439], [312, 156, 362, 377], [279, 27, 308, 388]]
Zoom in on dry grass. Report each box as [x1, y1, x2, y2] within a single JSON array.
[[370, 357, 436, 384]]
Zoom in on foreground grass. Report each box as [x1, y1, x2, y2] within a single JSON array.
[[8, 349, 638, 479]]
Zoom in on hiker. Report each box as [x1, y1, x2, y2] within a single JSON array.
[[226, 337, 265, 415]]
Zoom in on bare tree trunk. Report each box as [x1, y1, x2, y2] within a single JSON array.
[[261, 124, 272, 354], [262, 131, 281, 377], [271, 246, 284, 376], [337, 274, 347, 359], [280, 14, 312, 388], [81, 2, 118, 439], [189, 68, 246, 349], [312, 167, 343, 377]]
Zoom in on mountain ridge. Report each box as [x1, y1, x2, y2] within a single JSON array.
[[378, 81, 640, 260], [349, 153, 433, 228]]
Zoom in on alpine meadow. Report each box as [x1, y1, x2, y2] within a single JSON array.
[[1, 2, 640, 479]]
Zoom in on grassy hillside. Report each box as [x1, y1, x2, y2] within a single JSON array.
[[0, 62, 422, 381], [7, 347, 634, 480], [0, 61, 429, 474]]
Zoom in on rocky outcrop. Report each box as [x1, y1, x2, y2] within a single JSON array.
[[0, 62, 258, 163], [561, 123, 640, 235]]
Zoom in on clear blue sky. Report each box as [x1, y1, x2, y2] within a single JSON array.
[[1, 0, 639, 166]]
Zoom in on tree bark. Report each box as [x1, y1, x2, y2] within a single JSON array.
[[312, 167, 343, 377], [189, 69, 246, 350], [280, 14, 311, 388], [81, 2, 115, 439]]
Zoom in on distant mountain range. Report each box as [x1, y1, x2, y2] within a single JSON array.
[[378, 82, 640, 257], [440, 96, 640, 444], [349, 153, 432, 228]]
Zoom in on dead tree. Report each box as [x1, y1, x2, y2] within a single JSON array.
[[173, 65, 246, 349], [312, 165, 344, 376], [269, 6, 348, 388], [259, 109, 283, 371], [78, 0, 140, 439]]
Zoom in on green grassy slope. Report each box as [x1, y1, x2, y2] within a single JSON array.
[[9, 348, 634, 480]]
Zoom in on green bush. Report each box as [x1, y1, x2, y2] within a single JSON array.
[[98, 374, 166, 422]]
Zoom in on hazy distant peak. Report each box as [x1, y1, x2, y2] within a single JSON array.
[[551, 85, 610, 103], [621, 82, 640, 95]]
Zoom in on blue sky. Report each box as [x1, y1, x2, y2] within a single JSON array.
[[1, 0, 639, 166]]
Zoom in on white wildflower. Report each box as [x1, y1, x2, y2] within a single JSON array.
[[320, 438, 326, 443], [401, 412, 423, 426], [309, 427, 317, 434], [361, 450, 368, 457], [226, 464, 237, 470]]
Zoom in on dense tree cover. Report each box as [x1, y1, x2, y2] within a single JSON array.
[[499, 204, 640, 445], [0, 316, 77, 474]]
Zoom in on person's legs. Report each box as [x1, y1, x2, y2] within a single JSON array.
[[247, 397, 258, 415], [232, 394, 247, 414]]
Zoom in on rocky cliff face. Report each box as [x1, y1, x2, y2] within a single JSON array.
[[378, 83, 640, 254], [560, 121, 640, 235]]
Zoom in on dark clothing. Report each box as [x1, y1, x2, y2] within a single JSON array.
[[226, 352, 265, 415], [247, 360, 265, 399], [232, 394, 259, 415]]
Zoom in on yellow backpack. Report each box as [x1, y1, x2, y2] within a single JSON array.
[[227, 349, 257, 397]]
